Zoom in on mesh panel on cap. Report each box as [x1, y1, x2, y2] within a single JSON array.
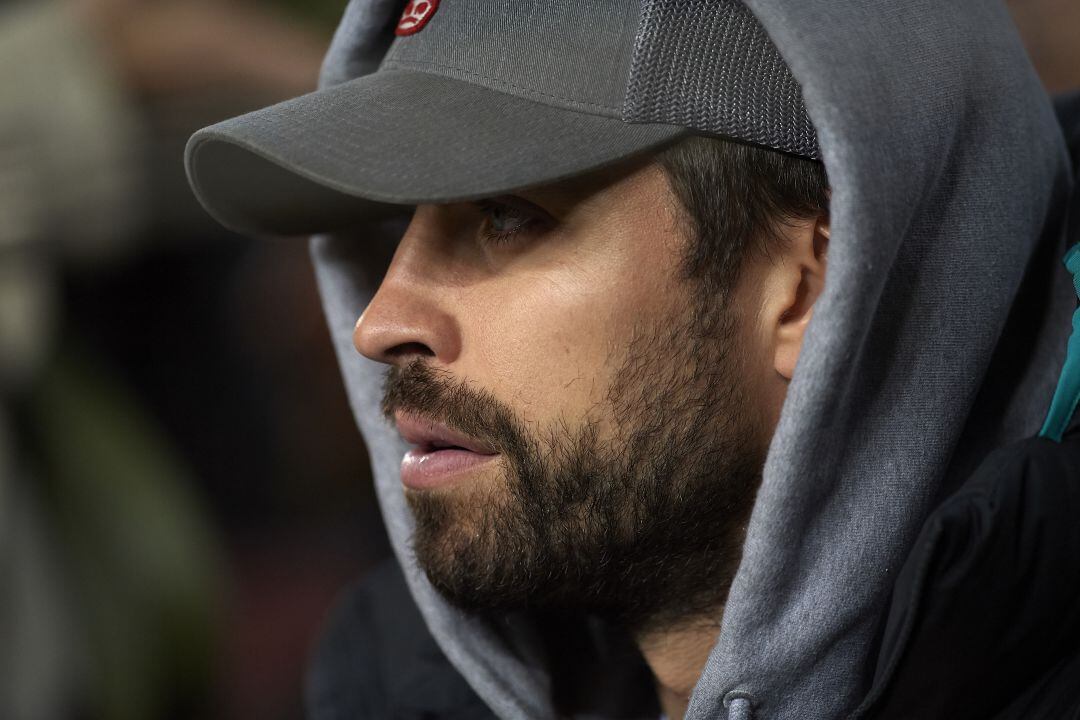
[[624, 0, 820, 160]]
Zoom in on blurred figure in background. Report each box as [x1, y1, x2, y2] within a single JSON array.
[[1, 1, 387, 718], [1008, 0, 1080, 96]]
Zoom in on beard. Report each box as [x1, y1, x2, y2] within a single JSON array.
[[380, 297, 767, 634]]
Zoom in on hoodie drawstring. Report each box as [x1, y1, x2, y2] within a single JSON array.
[[723, 691, 754, 720]]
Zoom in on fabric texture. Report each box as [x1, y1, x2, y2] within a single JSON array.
[[306, 557, 663, 720], [859, 426, 1080, 719], [183, 0, 818, 237], [185, 69, 683, 235], [225, 1, 1080, 719], [304, 559, 498, 720], [378, 0, 641, 113], [624, 0, 819, 159]]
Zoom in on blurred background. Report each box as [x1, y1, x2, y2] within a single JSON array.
[[0, 1, 1077, 719]]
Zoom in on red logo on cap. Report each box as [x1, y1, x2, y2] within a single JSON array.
[[395, 0, 439, 36]]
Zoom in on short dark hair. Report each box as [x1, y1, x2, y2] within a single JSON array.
[[657, 136, 830, 300]]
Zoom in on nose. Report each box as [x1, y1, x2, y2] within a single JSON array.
[[353, 206, 462, 366]]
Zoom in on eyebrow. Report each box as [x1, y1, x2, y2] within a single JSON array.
[[507, 173, 620, 216], [472, 193, 552, 214]]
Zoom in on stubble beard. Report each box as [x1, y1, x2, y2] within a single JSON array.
[[381, 295, 767, 634]]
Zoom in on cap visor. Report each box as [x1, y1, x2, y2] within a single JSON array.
[[185, 69, 686, 236]]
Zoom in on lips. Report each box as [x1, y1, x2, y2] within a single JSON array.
[[394, 412, 499, 489], [394, 412, 497, 454]]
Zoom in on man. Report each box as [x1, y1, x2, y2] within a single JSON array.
[[186, 1, 1080, 718]]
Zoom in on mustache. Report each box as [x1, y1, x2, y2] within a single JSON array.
[[380, 360, 523, 453]]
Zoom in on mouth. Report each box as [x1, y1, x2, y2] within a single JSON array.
[[394, 412, 500, 490]]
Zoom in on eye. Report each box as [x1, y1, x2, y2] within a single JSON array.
[[473, 196, 549, 247]]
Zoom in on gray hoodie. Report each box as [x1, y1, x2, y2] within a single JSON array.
[[307, 1, 1076, 718]]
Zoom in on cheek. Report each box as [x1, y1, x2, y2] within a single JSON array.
[[466, 261, 673, 427]]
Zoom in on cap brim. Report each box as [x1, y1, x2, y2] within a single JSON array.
[[185, 69, 687, 236]]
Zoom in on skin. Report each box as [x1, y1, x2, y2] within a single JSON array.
[[354, 157, 829, 719]]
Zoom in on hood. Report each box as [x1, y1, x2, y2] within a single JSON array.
[[307, 1, 1076, 718]]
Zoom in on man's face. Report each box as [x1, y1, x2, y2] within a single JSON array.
[[356, 159, 772, 631]]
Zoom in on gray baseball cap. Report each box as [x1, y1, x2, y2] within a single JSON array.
[[185, 0, 818, 237]]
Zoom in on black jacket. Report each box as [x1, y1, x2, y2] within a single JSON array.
[[859, 426, 1080, 719]]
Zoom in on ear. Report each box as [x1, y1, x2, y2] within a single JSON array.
[[765, 215, 830, 381]]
